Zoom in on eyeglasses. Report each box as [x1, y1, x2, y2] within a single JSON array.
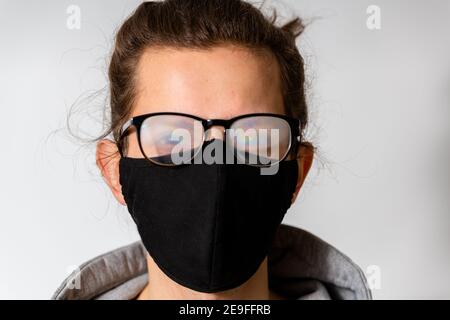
[[118, 112, 302, 167]]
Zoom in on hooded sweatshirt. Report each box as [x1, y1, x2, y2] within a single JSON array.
[[52, 224, 372, 300]]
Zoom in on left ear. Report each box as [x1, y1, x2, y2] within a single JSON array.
[[292, 142, 314, 203]]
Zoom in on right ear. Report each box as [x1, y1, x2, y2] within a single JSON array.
[[96, 139, 127, 206], [292, 142, 314, 203]]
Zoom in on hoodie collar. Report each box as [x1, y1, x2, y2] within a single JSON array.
[[52, 224, 371, 300]]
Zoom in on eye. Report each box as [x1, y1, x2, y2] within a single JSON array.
[[159, 134, 183, 145]]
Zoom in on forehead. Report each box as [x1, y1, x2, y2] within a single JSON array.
[[133, 45, 285, 118]]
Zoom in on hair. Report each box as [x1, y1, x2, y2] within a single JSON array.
[[103, 0, 309, 148]]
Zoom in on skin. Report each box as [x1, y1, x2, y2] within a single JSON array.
[[96, 44, 314, 300]]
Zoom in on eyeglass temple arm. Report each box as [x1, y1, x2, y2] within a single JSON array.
[[293, 123, 302, 159], [117, 119, 134, 156], [120, 119, 133, 137]]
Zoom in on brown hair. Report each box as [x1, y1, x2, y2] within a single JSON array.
[[105, 0, 308, 145]]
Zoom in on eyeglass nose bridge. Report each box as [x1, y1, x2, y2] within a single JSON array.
[[203, 119, 230, 142]]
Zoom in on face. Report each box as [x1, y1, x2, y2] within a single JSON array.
[[127, 45, 285, 158], [97, 44, 313, 205]]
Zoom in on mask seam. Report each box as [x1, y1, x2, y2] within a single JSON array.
[[208, 163, 222, 289]]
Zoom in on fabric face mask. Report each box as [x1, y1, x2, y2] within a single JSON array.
[[119, 140, 298, 293]]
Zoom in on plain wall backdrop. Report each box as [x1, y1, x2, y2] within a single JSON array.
[[0, 0, 449, 299]]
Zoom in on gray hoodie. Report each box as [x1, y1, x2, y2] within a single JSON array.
[[52, 224, 372, 300]]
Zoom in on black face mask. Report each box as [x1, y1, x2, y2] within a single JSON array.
[[119, 140, 298, 293]]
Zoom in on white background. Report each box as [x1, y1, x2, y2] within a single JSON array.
[[0, 0, 449, 299]]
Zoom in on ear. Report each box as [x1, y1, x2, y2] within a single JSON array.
[[292, 142, 314, 203], [96, 139, 126, 206]]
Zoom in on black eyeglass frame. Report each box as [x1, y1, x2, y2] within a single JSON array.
[[117, 112, 303, 166]]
